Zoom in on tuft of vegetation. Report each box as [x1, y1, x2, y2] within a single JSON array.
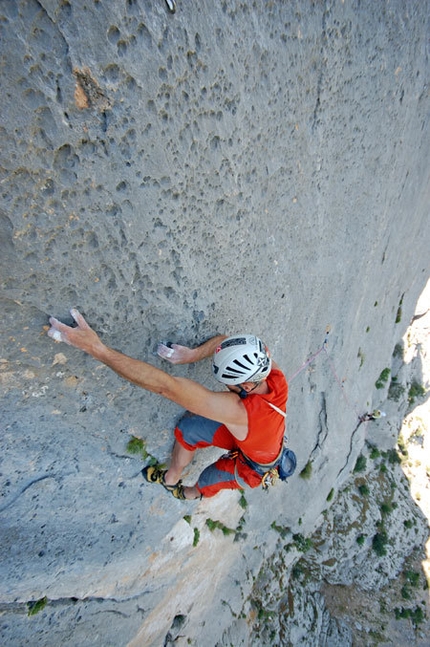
[[388, 378, 406, 402], [183, 515, 192, 525], [358, 483, 370, 496], [206, 518, 235, 536], [354, 455, 367, 473], [126, 435, 157, 465], [385, 448, 401, 465], [393, 343, 403, 358], [369, 445, 381, 460], [356, 534, 366, 546], [380, 501, 394, 516], [372, 531, 388, 557], [395, 295, 404, 324], [299, 460, 312, 480], [408, 381, 426, 407], [271, 521, 289, 539], [238, 492, 248, 509], [326, 488, 335, 502], [394, 605, 425, 627], [27, 597, 48, 617], [292, 533, 313, 553], [375, 368, 391, 389], [193, 528, 200, 547]]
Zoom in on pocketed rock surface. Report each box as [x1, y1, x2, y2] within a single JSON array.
[[1, 1, 429, 645]]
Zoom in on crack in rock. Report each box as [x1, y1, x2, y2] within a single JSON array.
[[0, 474, 58, 514]]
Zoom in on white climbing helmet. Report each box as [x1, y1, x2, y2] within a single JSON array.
[[212, 335, 272, 385]]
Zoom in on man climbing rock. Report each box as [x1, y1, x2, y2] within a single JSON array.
[[48, 309, 289, 500]]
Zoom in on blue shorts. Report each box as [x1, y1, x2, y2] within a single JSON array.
[[174, 414, 261, 497]]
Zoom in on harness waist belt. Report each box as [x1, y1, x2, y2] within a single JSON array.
[[240, 444, 284, 474]]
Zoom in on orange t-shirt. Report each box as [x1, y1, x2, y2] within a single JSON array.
[[237, 367, 288, 464]]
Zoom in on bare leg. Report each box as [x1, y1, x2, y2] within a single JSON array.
[[164, 441, 202, 500], [164, 440, 195, 485]]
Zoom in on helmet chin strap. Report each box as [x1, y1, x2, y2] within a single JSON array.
[[238, 382, 260, 399]]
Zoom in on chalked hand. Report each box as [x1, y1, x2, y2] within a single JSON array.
[[48, 308, 103, 354], [157, 343, 195, 365]]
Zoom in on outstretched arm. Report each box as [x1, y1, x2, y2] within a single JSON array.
[[47, 310, 246, 428], [157, 334, 227, 365]]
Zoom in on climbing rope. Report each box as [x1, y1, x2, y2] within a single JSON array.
[[287, 327, 384, 424]]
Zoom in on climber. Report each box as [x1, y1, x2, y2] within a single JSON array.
[[47, 309, 289, 500]]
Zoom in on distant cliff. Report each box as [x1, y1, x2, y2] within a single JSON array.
[[1, 1, 429, 645]]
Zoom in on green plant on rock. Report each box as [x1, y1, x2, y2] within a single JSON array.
[[388, 379, 405, 402], [394, 605, 426, 627], [404, 570, 420, 588], [380, 501, 394, 516], [369, 445, 381, 459], [375, 368, 391, 389], [386, 448, 401, 465], [354, 454, 367, 473], [395, 295, 404, 324], [270, 521, 289, 539], [206, 518, 235, 536], [393, 343, 404, 358], [27, 597, 48, 617], [356, 534, 366, 546], [193, 528, 200, 547], [299, 460, 312, 479], [372, 531, 388, 557], [238, 492, 248, 509], [126, 435, 157, 464], [358, 483, 370, 496], [408, 381, 426, 406], [292, 533, 313, 553], [326, 488, 335, 502]]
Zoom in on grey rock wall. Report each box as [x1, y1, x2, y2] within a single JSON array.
[[1, 1, 429, 645]]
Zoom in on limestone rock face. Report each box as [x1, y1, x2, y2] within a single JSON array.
[[1, 1, 429, 645]]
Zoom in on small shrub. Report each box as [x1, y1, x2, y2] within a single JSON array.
[[375, 368, 390, 389], [238, 492, 248, 509], [354, 455, 367, 473], [388, 381, 405, 402], [206, 518, 235, 536], [395, 295, 404, 324], [299, 460, 312, 479], [380, 501, 394, 516], [403, 519, 414, 529], [358, 483, 369, 496], [326, 488, 334, 502], [27, 597, 48, 617], [405, 570, 420, 587], [270, 521, 289, 539], [393, 343, 403, 358], [386, 449, 401, 465], [126, 436, 147, 456], [408, 381, 426, 406], [401, 585, 412, 600], [193, 528, 200, 547], [369, 445, 381, 460], [356, 534, 365, 546], [292, 533, 313, 553], [372, 532, 388, 557], [183, 515, 191, 525], [394, 606, 425, 627]]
